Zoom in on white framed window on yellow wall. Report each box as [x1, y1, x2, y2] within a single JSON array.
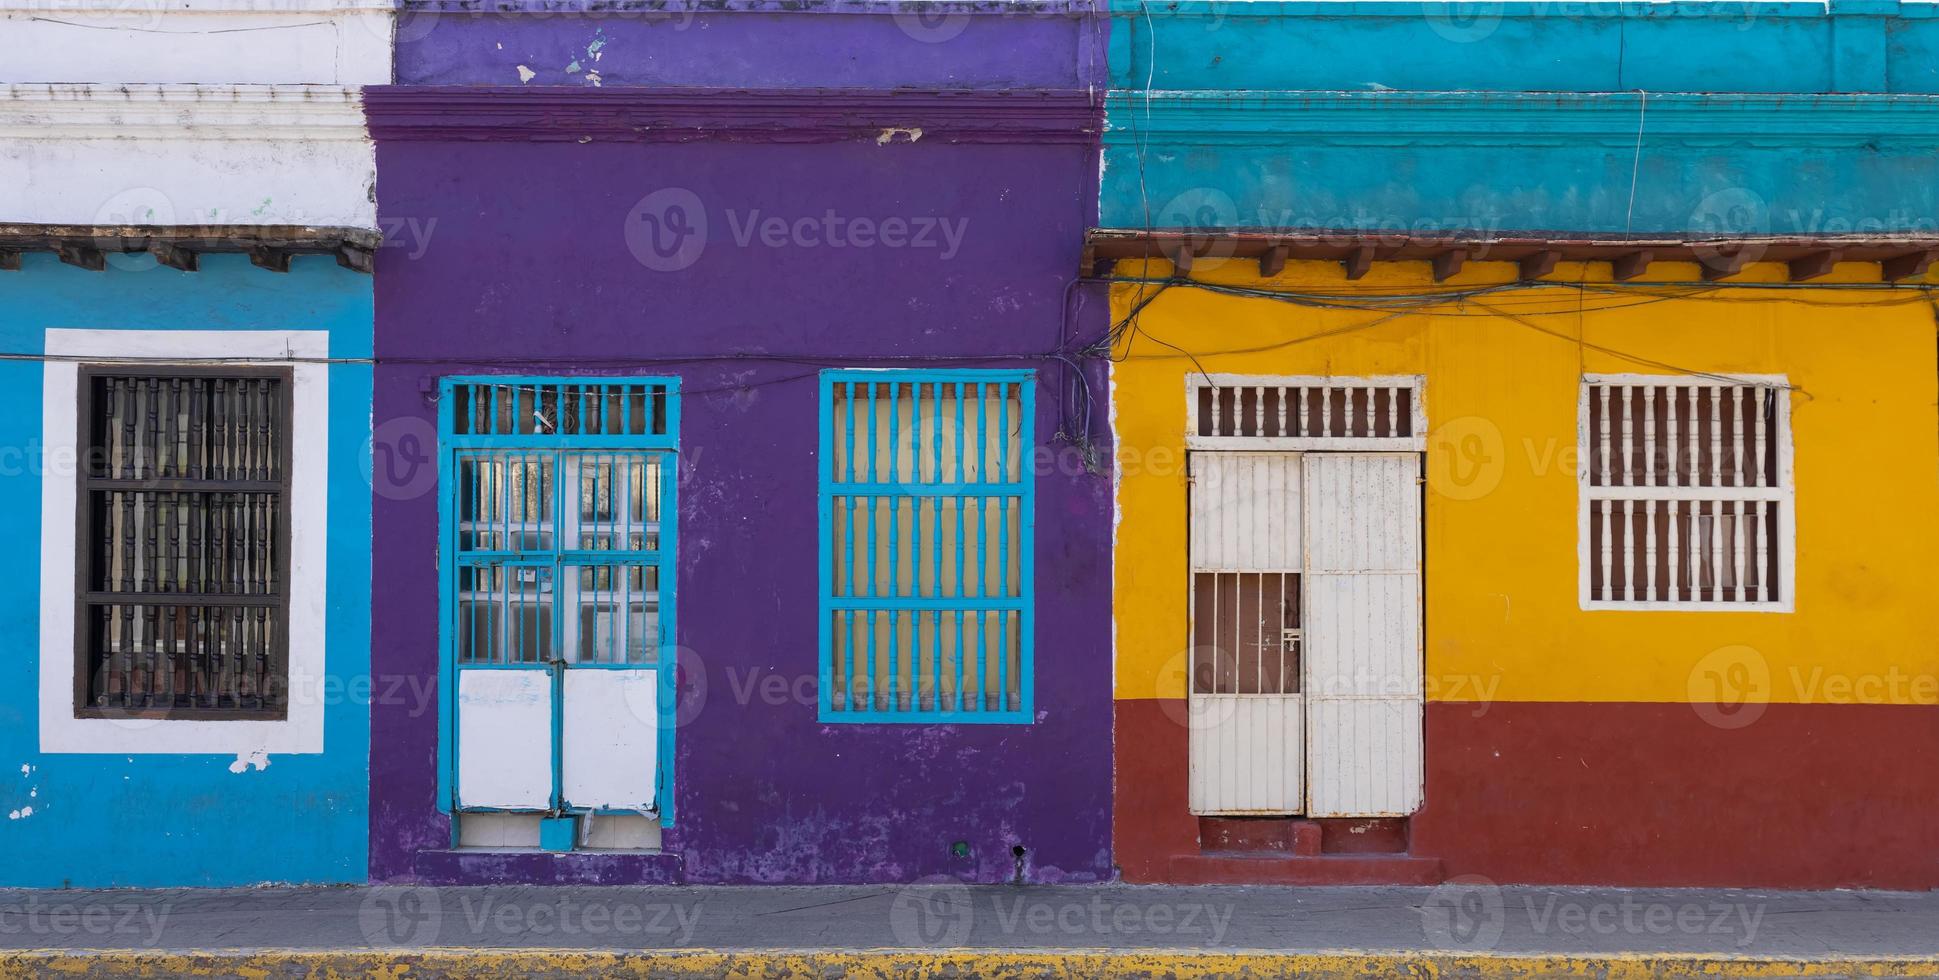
[[1577, 374, 1795, 612]]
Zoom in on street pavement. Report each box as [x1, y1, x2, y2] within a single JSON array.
[[0, 882, 1933, 976]]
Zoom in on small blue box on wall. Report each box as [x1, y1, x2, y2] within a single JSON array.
[[539, 816, 578, 852]]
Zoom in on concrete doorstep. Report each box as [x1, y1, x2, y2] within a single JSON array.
[[0, 883, 1934, 978]]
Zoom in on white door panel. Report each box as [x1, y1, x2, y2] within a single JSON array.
[[1305, 452, 1420, 573], [1306, 697, 1424, 817], [1188, 695, 1303, 815], [562, 669, 660, 811], [1189, 453, 1303, 571], [1305, 572, 1423, 698], [1303, 453, 1424, 817], [1188, 452, 1305, 815], [457, 669, 554, 810]]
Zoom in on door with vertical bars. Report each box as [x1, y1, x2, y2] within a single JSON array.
[[441, 379, 679, 822], [1185, 379, 1426, 818], [1187, 451, 1424, 816], [1301, 452, 1423, 817], [1187, 452, 1305, 813]]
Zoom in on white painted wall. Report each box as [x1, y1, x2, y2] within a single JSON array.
[[0, 84, 376, 228], [0, 0, 389, 230], [0, 0, 392, 85]]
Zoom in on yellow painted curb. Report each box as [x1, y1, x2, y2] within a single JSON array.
[[4, 948, 1939, 978]]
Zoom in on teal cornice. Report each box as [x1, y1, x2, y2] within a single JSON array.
[[1106, 1, 1929, 20], [1107, 0, 1939, 95], [1103, 91, 1939, 146]]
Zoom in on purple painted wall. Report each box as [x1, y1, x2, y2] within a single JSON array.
[[366, 83, 1111, 883], [395, 0, 1108, 89]]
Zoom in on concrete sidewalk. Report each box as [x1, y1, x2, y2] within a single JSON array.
[[0, 882, 1934, 977]]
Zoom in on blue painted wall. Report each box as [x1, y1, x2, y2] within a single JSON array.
[[1102, 1, 1939, 235], [0, 254, 371, 887]]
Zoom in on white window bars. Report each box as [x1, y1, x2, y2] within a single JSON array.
[[1578, 375, 1794, 611], [1187, 375, 1426, 451]]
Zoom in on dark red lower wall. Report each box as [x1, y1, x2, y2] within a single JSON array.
[[1115, 699, 1939, 889]]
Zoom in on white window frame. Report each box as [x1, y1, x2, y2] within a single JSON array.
[[1576, 372, 1795, 613], [38, 328, 330, 755], [1185, 373, 1426, 451]]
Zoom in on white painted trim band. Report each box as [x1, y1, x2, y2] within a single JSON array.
[[0, 85, 367, 140]]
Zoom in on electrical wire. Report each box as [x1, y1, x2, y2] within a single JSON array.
[[1468, 296, 1810, 394], [1088, 267, 1930, 392]]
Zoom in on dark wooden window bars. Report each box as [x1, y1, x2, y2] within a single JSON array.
[[75, 368, 293, 719]]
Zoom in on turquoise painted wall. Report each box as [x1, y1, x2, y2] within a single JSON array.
[[1102, 1, 1939, 235], [0, 254, 370, 887]]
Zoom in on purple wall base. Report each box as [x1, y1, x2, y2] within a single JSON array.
[[410, 851, 686, 886]]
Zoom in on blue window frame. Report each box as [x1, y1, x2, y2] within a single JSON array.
[[435, 377, 682, 826], [817, 369, 1035, 724]]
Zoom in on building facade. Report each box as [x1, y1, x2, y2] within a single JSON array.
[[5, 0, 1934, 893], [365, 0, 1114, 883], [1104, 0, 1939, 889], [0, 0, 387, 885]]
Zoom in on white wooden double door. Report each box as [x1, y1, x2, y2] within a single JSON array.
[[1187, 451, 1423, 817]]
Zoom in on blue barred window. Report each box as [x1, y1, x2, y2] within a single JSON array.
[[818, 370, 1035, 724]]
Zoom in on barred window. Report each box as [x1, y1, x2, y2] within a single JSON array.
[[1187, 375, 1426, 451], [77, 370, 292, 718], [819, 371, 1034, 723], [1580, 375, 1792, 610]]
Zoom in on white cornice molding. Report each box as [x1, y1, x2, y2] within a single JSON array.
[[0, 84, 367, 139]]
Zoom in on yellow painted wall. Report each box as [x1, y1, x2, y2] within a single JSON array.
[[1111, 257, 1939, 705]]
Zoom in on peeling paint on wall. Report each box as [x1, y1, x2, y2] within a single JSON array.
[[228, 750, 272, 774]]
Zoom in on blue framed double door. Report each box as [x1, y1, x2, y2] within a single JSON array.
[[442, 379, 679, 829]]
